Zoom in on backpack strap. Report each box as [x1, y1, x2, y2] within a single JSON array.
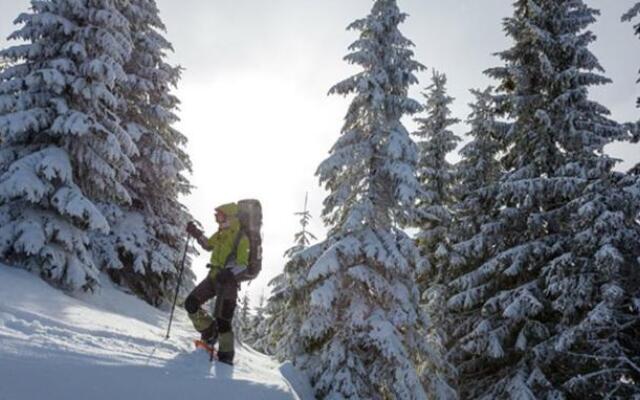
[[224, 228, 245, 267]]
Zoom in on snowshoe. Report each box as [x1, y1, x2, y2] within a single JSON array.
[[194, 339, 217, 360]]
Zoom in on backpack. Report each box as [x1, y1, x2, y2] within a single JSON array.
[[235, 199, 262, 281]]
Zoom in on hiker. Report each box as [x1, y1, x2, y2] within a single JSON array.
[[184, 203, 250, 366]]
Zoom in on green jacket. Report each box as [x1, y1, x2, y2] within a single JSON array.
[[208, 203, 250, 280]]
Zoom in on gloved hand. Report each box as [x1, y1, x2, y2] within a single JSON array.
[[186, 221, 203, 238], [215, 268, 236, 286]]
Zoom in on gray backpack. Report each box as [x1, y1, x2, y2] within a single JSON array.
[[231, 199, 262, 281]]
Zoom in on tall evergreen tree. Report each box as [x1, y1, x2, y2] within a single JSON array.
[[296, 1, 453, 398], [445, 86, 506, 392], [247, 292, 267, 350], [263, 193, 316, 360], [414, 70, 461, 286], [411, 71, 461, 395], [233, 292, 251, 342], [91, 0, 195, 306], [0, 0, 136, 290], [450, 87, 505, 257], [258, 272, 286, 356], [450, 1, 636, 398]]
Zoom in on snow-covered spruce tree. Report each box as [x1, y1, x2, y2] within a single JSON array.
[[445, 86, 507, 389], [296, 1, 454, 398], [91, 0, 195, 306], [247, 292, 267, 349], [554, 172, 640, 398], [263, 194, 317, 360], [450, 87, 505, 249], [412, 71, 461, 369], [411, 70, 461, 395], [620, 10, 640, 371], [450, 1, 636, 398], [233, 292, 252, 342], [413, 70, 461, 286], [258, 272, 286, 355], [0, 0, 137, 290]]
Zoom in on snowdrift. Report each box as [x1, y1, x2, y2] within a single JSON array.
[[0, 266, 313, 400]]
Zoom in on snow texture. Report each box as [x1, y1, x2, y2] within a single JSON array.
[[0, 0, 195, 300], [0, 266, 312, 400], [0, 0, 138, 290], [410, 71, 463, 398], [294, 1, 454, 398], [90, 0, 196, 306], [448, 1, 640, 398]]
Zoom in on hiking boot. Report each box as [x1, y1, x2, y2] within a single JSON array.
[[217, 350, 234, 366], [200, 322, 218, 346]]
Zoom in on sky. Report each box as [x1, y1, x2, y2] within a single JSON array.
[[1, 0, 639, 309]]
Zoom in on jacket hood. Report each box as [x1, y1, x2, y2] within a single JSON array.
[[215, 203, 239, 218]]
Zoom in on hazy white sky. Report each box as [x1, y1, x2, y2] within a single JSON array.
[[1, 0, 639, 308]]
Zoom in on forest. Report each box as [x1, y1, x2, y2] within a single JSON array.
[[0, 0, 639, 399]]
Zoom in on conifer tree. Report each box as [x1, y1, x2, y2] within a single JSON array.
[[259, 273, 286, 355], [0, 0, 136, 290], [450, 2, 636, 398], [264, 193, 316, 360], [446, 86, 506, 371], [233, 293, 251, 342], [450, 87, 505, 252], [247, 292, 267, 349], [91, 0, 195, 305], [296, 1, 454, 398], [414, 71, 461, 285], [412, 72, 461, 359]]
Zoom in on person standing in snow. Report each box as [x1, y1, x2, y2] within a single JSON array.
[[184, 203, 250, 365]]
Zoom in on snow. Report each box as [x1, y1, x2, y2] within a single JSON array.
[[0, 266, 313, 400], [447, 1, 640, 398]]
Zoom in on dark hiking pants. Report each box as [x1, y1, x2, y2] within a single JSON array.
[[184, 275, 238, 353]]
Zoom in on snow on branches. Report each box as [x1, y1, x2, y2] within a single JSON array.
[[0, 0, 194, 301], [260, 194, 317, 360], [0, 0, 135, 290], [448, 1, 638, 398], [296, 1, 454, 398], [91, 0, 195, 306]]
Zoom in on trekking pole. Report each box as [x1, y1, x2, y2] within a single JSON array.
[[165, 236, 191, 339]]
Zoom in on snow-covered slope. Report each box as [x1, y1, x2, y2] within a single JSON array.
[[0, 266, 314, 400]]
